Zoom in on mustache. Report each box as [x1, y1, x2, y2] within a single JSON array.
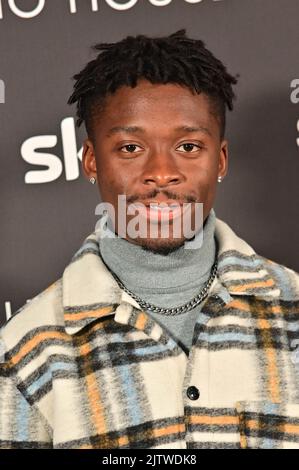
[[126, 190, 197, 204]]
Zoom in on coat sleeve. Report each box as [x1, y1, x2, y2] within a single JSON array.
[[0, 363, 53, 449]]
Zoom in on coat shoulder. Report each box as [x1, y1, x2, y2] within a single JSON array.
[[0, 278, 64, 360], [260, 255, 299, 300]]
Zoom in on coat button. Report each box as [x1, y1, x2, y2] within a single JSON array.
[[186, 386, 200, 400]]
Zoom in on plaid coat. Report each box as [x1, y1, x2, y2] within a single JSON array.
[[1, 217, 299, 449]]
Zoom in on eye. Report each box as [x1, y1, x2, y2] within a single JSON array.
[[119, 144, 143, 153], [176, 143, 203, 153]]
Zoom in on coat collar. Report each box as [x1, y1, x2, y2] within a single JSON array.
[[62, 217, 280, 335]]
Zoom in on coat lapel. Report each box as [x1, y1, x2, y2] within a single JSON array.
[[62, 217, 280, 335]]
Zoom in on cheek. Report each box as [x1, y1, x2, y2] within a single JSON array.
[[186, 166, 211, 190], [96, 162, 132, 201], [189, 171, 217, 206]]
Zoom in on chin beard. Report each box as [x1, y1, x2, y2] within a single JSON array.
[[137, 236, 195, 256]]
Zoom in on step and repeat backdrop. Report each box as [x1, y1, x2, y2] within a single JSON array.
[[0, 0, 299, 326]]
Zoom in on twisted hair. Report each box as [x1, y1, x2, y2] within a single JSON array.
[[68, 29, 238, 140]]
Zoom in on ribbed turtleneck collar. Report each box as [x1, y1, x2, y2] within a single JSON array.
[[97, 208, 217, 294]]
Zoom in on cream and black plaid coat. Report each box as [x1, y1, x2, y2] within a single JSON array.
[[1, 217, 299, 449]]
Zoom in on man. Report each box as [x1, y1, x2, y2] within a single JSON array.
[[1, 29, 299, 449]]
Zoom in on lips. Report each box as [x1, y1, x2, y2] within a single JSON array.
[[138, 200, 184, 208], [129, 200, 188, 222]]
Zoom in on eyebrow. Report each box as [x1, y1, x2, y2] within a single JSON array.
[[106, 125, 212, 137]]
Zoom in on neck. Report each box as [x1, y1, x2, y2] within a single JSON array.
[[97, 208, 217, 294]]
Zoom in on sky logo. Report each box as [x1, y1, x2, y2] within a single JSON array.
[[21, 117, 83, 184], [0, 79, 4, 103]]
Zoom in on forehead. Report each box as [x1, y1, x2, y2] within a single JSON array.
[[94, 80, 219, 134]]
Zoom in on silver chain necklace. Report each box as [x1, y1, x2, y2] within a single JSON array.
[[107, 259, 218, 316]]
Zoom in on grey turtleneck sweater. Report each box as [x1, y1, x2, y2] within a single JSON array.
[[98, 208, 217, 355]]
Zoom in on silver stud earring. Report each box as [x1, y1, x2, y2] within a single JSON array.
[[217, 176, 222, 183], [89, 176, 96, 185]]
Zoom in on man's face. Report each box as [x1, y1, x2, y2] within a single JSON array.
[[82, 79, 228, 254]]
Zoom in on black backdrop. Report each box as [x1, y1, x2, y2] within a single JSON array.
[[1, 0, 299, 326]]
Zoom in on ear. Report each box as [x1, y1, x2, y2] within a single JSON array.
[[218, 139, 229, 179], [81, 138, 97, 181]]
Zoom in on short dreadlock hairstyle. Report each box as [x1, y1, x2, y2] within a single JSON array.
[[68, 29, 238, 141]]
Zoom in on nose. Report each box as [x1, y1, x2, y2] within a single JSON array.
[[141, 150, 185, 188]]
